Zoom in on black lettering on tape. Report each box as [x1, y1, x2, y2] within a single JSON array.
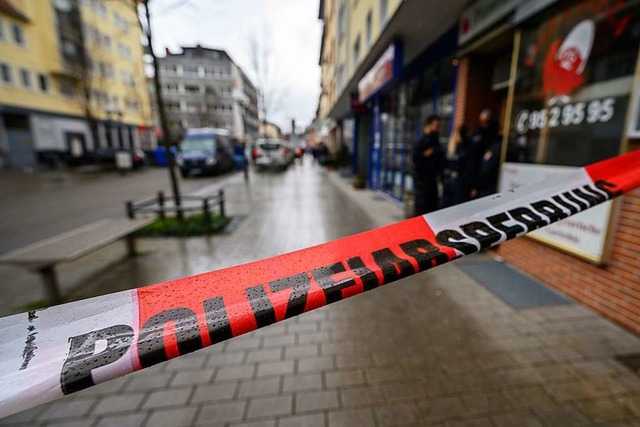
[[552, 194, 579, 215], [531, 200, 568, 223], [399, 239, 448, 271], [61, 325, 134, 395], [595, 180, 621, 198], [204, 297, 233, 344], [269, 273, 311, 319], [460, 222, 502, 250], [311, 262, 355, 304], [572, 187, 601, 207], [563, 191, 589, 210], [346, 257, 379, 291], [581, 184, 608, 203], [435, 229, 478, 255], [138, 308, 203, 368], [508, 207, 547, 231], [372, 248, 414, 283], [487, 212, 525, 240], [246, 285, 276, 328]]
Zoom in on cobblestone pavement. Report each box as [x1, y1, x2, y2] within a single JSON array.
[[1, 159, 640, 426]]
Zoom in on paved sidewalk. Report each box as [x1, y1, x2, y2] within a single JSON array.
[[1, 160, 640, 426]]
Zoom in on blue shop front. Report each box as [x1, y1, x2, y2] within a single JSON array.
[[350, 28, 459, 202]]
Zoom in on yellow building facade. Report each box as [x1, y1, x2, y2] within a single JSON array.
[[318, 0, 402, 117], [0, 0, 152, 168], [317, 0, 401, 151]]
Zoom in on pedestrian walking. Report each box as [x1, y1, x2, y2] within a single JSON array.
[[442, 125, 474, 208], [412, 115, 443, 216], [470, 109, 502, 198]]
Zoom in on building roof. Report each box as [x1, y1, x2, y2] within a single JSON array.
[[0, 0, 29, 22], [166, 45, 233, 62]]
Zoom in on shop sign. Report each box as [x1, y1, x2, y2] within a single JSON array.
[[499, 163, 614, 263], [358, 43, 401, 103], [504, 0, 639, 263], [459, 0, 522, 45], [514, 97, 618, 135]]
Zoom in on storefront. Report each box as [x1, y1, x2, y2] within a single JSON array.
[[356, 29, 459, 201], [494, 0, 640, 332]]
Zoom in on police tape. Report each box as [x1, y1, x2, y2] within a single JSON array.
[[0, 150, 639, 418]]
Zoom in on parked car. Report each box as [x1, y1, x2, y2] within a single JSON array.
[[254, 139, 295, 170], [176, 128, 235, 177], [132, 149, 147, 169]]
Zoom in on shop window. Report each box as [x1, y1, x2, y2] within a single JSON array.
[[12, 23, 24, 46], [19, 68, 31, 89], [0, 63, 12, 85], [38, 74, 49, 93], [492, 53, 512, 91], [510, 0, 640, 167]]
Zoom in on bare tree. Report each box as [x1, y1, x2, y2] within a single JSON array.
[[248, 30, 286, 133], [139, 0, 182, 213]]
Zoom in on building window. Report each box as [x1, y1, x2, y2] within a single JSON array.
[[353, 36, 361, 65], [38, 73, 49, 92], [59, 79, 75, 98], [12, 23, 24, 46], [366, 11, 372, 49], [338, 4, 347, 40], [1, 63, 12, 84], [183, 65, 198, 76], [0, 17, 4, 41], [19, 68, 31, 89], [380, 0, 388, 28], [337, 64, 345, 91]]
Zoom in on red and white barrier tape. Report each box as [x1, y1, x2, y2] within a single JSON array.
[[1, 150, 639, 418]]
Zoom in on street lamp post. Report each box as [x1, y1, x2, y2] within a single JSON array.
[[142, 0, 182, 219]]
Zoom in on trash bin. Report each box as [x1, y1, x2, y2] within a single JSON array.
[[154, 146, 177, 166], [154, 147, 168, 166], [116, 151, 133, 171]]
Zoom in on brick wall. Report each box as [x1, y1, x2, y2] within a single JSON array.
[[454, 55, 501, 131], [498, 145, 640, 334]]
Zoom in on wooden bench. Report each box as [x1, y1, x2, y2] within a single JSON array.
[[0, 218, 153, 304]]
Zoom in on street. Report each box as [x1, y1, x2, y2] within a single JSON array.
[[1, 159, 639, 426], [0, 167, 225, 255]]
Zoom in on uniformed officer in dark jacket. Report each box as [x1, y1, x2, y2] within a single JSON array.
[[412, 115, 443, 216], [471, 109, 502, 198]]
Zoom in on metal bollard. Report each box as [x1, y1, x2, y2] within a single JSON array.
[[157, 191, 165, 220], [218, 189, 225, 218], [126, 201, 135, 219], [203, 198, 211, 225]]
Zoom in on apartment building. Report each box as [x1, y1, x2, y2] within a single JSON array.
[[157, 45, 259, 143], [0, 0, 153, 168]]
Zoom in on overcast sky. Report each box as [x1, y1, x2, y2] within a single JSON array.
[[148, 0, 322, 132]]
